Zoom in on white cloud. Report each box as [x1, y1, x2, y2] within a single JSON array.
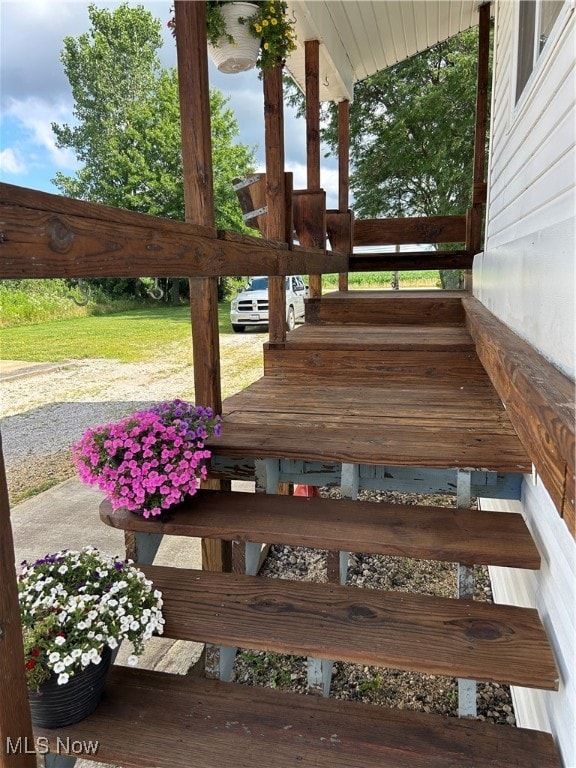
[[4, 97, 79, 170], [0, 147, 26, 174]]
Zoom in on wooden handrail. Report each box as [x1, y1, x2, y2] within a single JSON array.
[[464, 297, 575, 535], [354, 215, 467, 247], [0, 182, 347, 279]]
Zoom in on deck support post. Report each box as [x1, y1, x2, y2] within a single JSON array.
[[338, 99, 350, 292], [456, 469, 477, 718], [304, 40, 323, 299], [44, 755, 77, 768], [307, 658, 333, 698], [125, 531, 163, 565], [175, 0, 231, 575], [263, 65, 287, 345], [332, 462, 359, 584], [465, 0, 491, 288], [0, 438, 37, 767]]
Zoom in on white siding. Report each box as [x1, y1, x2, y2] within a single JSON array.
[[476, 4, 575, 765], [474, 0, 575, 378], [483, 482, 576, 768]]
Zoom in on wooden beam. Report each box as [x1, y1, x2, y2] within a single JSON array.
[[304, 40, 323, 299], [354, 216, 467, 247], [338, 99, 350, 291], [263, 64, 287, 344], [350, 250, 472, 272], [293, 190, 326, 251], [464, 297, 575, 535], [466, 1, 491, 261], [0, 189, 347, 279], [175, 0, 230, 572], [305, 41, 321, 191], [473, 3, 491, 205], [232, 173, 267, 233], [0, 435, 37, 768], [327, 210, 353, 255]]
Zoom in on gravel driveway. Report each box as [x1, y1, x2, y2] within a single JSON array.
[[1, 333, 265, 504]]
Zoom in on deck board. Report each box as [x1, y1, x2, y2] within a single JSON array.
[[284, 323, 475, 351], [35, 667, 561, 768], [208, 320, 530, 472], [140, 565, 558, 690], [101, 490, 541, 568]]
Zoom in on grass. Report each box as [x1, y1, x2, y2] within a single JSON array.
[[0, 305, 240, 363], [0, 272, 440, 364]]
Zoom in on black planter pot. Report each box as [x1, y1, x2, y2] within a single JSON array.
[[28, 646, 112, 728]]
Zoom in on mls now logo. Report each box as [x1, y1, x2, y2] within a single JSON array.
[[6, 736, 99, 755]]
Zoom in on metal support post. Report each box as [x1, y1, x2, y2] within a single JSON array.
[[456, 469, 477, 717]]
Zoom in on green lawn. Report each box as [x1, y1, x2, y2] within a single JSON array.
[[0, 304, 236, 363]]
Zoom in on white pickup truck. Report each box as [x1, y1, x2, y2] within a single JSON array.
[[230, 275, 308, 332]]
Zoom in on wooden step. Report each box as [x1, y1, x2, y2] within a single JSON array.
[[263, 346, 485, 380], [284, 323, 476, 352], [140, 565, 558, 690], [305, 291, 466, 326], [34, 666, 561, 768], [100, 490, 541, 569]]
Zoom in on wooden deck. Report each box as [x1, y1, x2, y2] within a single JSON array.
[[211, 312, 530, 473]]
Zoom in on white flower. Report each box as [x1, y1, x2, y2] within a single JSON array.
[[58, 565, 68, 575], [53, 661, 66, 674], [81, 653, 91, 666], [127, 655, 138, 667], [54, 635, 66, 646], [48, 652, 60, 663], [72, 649, 82, 659], [108, 637, 118, 649], [57, 673, 70, 685], [63, 655, 75, 667], [130, 621, 140, 631]]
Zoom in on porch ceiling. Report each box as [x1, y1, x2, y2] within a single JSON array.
[[286, 1, 483, 102]]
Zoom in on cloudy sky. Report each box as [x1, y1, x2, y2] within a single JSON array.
[[0, 1, 338, 205]]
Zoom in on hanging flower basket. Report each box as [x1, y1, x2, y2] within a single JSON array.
[[208, 2, 260, 73]]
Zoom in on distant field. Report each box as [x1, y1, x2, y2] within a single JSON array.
[[322, 271, 439, 289]]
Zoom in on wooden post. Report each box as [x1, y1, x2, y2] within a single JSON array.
[[466, 1, 491, 288], [0, 435, 37, 768], [305, 40, 323, 299], [263, 64, 287, 345], [338, 99, 350, 292], [175, 0, 231, 573]]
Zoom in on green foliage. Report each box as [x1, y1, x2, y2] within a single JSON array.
[[0, 280, 88, 327], [52, 3, 255, 230], [0, 280, 149, 328], [320, 29, 483, 220]]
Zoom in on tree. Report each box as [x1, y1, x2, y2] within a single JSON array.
[[52, 4, 255, 299], [290, 29, 485, 288]]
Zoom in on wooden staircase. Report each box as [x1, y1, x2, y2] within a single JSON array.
[[38, 291, 562, 767], [39, 488, 559, 766]]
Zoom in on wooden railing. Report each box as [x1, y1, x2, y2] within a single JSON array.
[[350, 214, 473, 272], [0, 183, 348, 280]]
